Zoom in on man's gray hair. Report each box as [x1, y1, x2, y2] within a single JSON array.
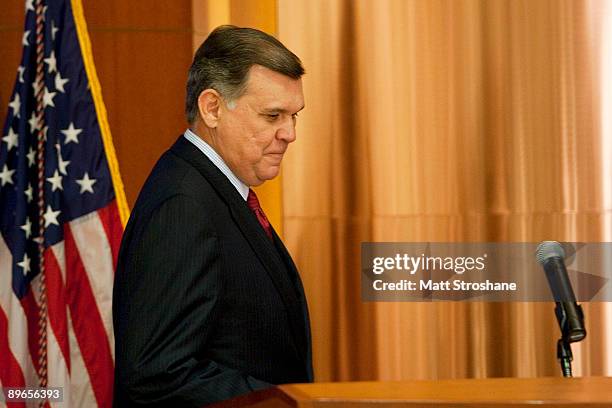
[[185, 25, 305, 124]]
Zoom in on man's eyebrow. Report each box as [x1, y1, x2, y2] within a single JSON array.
[[261, 105, 305, 114]]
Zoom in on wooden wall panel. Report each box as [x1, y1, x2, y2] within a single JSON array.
[[0, 4, 25, 132], [82, 1, 192, 29], [83, 0, 193, 207]]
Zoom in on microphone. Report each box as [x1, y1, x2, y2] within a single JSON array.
[[535, 241, 586, 343]]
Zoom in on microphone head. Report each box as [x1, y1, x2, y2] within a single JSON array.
[[536, 241, 565, 265]]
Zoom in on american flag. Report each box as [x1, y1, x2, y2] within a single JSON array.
[[0, 0, 127, 406]]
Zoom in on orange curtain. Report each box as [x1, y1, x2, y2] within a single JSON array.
[[278, 0, 612, 381]]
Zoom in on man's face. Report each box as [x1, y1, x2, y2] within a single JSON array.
[[214, 65, 304, 186]]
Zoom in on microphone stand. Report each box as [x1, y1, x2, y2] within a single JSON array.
[[554, 301, 585, 378], [537, 243, 587, 378], [557, 338, 572, 378]]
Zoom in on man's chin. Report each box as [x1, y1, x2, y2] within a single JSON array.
[[253, 166, 281, 185]]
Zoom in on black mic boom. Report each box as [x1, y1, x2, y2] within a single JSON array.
[[536, 241, 586, 343]]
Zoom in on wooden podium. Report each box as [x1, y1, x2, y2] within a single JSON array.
[[213, 377, 612, 407]]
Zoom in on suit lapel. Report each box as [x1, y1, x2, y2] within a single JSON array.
[[170, 136, 309, 362]]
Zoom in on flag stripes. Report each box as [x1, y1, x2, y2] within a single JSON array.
[[63, 222, 114, 407], [1, 203, 119, 407]]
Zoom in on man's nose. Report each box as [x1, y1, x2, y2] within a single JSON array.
[[276, 118, 297, 143]]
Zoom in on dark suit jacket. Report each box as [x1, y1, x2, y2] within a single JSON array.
[[112, 136, 313, 407]]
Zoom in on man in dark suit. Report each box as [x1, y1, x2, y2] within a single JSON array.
[[112, 25, 313, 407]]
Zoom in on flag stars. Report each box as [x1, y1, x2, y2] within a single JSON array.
[[9, 93, 21, 118], [55, 143, 70, 175], [43, 205, 60, 227], [17, 253, 31, 275], [58, 157, 69, 174], [25, 0, 34, 12], [46, 169, 63, 192], [44, 50, 57, 74], [22, 30, 30, 46], [76, 173, 97, 194], [51, 21, 59, 41], [3, 128, 18, 152], [61, 122, 82, 144], [55, 72, 69, 93], [17, 66, 25, 83], [24, 184, 33, 203], [27, 147, 36, 167], [43, 87, 57, 108], [20, 218, 32, 239], [0, 165, 15, 186], [28, 112, 41, 133]]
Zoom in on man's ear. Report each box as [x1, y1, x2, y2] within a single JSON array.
[[197, 89, 222, 128]]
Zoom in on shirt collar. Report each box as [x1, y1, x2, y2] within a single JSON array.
[[183, 129, 249, 201]]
